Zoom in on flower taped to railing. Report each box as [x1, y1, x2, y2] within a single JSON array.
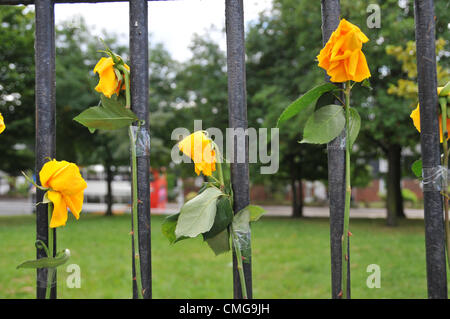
[[73, 41, 147, 298], [411, 81, 450, 269], [277, 18, 371, 299], [162, 131, 265, 299], [17, 159, 87, 299]]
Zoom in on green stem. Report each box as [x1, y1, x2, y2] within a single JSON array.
[[129, 124, 143, 299], [212, 142, 225, 188], [46, 203, 54, 299], [230, 225, 248, 299], [120, 63, 143, 298], [440, 98, 450, 269], [117, 66, 131, 109], [342, 81, 352, 299]]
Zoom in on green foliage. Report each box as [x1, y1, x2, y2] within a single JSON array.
[[17, 249, 70, 269], [411, 159, 422, 179], [386, 39, 449, 101], [205, 229, 230, 256], [175, 187, 223, 239], [402, 188, 418, 205], [0, 6, 35, 174], [348, 108, 361, 148], [300, 105, 345, 144], [277, 83, 336, 127], [203, 196, 233, 240], [73, 95, 138, 131]]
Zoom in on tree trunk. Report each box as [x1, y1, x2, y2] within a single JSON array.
[[386, 144, 405, 226], [291, 179, 303, 217], [105, 163, 113, 216], [298, 179, 303, 216]]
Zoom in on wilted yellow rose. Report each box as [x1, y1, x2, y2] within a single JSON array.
[[317, 19, 371, 83], [410, 87, 450, 143], [178, 131, 216, 176], [93, 57, 130, 98], [39, 159, 87, 228], [0, 113, 5, 134]]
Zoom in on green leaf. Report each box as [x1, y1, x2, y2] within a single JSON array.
[[361, 78, 372, 90], [100, 94, 126, 110], [203, 196, 233, 239], [348, 107, 361, 148], [175, 187, 224, 238], [17, 250, 70, 269], [204, 229, 230, 256], [247, 205, 266, 222], [300, 104, 345, 144], [73, 95, 138, 131], [411, 159, 422, 178], [277, 83, 336, 127], [161, 213, 185, 244], [440, 81, 450, 96]]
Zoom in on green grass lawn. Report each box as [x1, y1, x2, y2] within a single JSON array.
[[0, 213, 445, 299]]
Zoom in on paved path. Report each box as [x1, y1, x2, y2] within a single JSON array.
[[0, 198, 424, 219]]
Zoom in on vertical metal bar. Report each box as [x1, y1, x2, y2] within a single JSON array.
[[320, 0, 350, 299], [130, 0, 152, 299], [414, 0, 447, 299], [225, 0, 252, 299], [35, 0, 56, 299]]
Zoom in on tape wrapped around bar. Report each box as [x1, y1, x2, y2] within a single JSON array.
[[422, 166, 448, 191], [327, 134, 346, 150], [131, 126, 150, 157], [234, 230, 251, 263]]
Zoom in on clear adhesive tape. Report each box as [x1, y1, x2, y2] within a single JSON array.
[[131, 126, 151, 157], [327, 134, 346, 150], [235, 230, 251, 264], [422, 166, 448, 192]]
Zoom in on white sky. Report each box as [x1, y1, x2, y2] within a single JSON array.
[[54, 0, 273, 61]]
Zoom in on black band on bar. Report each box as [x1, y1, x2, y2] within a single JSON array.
[[130, 0, 152, 299], [225, 0, 252, 299], [35, 0, 56, 299], [414, 0, 447, 299], [320, 0, 350, 299]]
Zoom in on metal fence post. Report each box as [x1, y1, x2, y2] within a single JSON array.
[[225, 0, 252, 299], [320, 0, 350, 299], [414, 0, 447, 299], [130, 0, 152, 299], [35, 0, 56, 299]]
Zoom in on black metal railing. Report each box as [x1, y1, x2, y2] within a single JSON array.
[[0, 0, 446, 299]]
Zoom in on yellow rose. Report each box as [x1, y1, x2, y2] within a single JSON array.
[[39, 159, 87, 228], [93, 57, 130, 98], [410, 87, 450, 143], [178, 131, 216, 177], [317, 19, 371, 83], [0, 113, 5, 134]]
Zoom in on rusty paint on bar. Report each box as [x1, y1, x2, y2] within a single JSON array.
[[130, 0, 152, 299], [35, 0, 56, 299], [414, 0, 447, 299]]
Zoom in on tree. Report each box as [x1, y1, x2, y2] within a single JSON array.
[[245, 0, 372, 217], [245, 0, 449, 224], [0, 6, 35, 176], [341, 0, 449, 226]]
